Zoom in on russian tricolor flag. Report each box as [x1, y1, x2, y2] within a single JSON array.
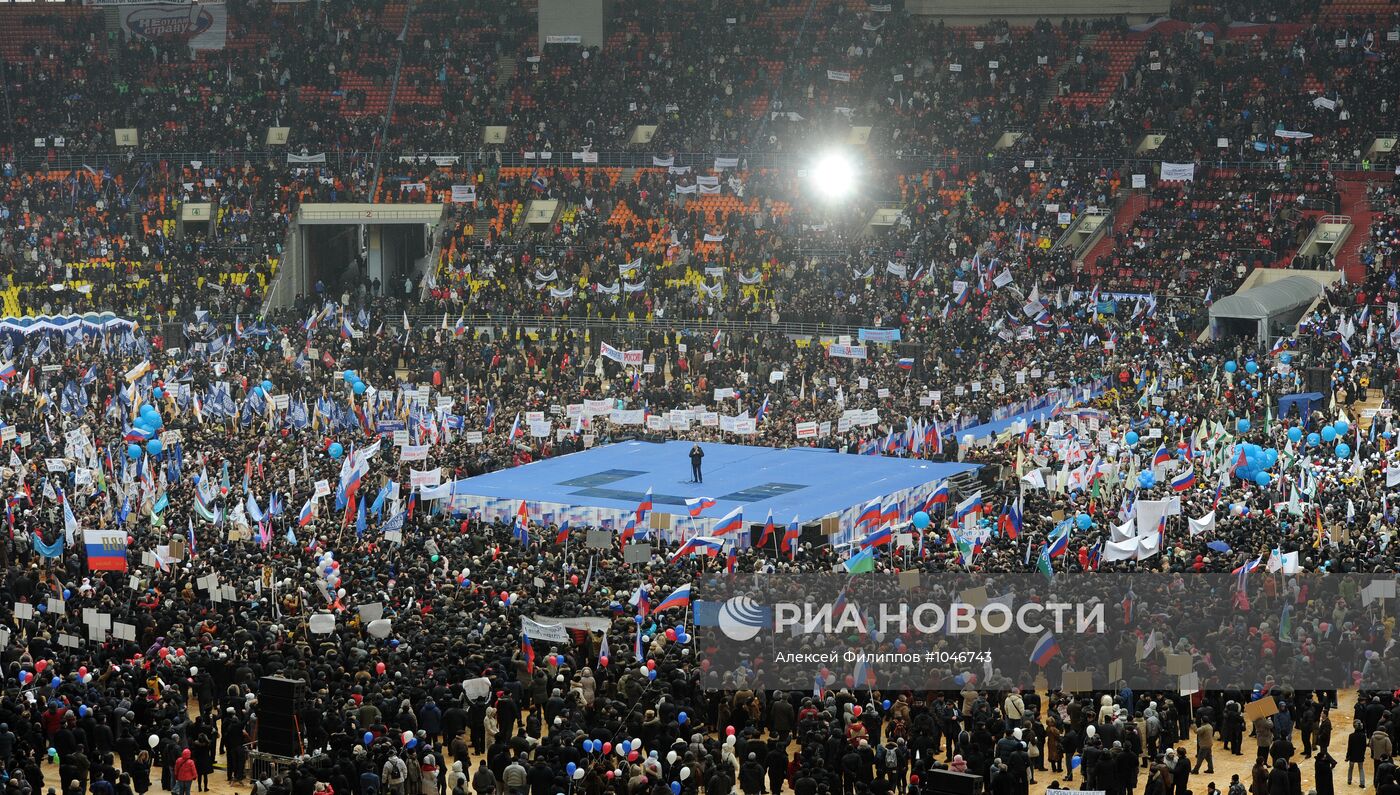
[[655, 584, 692, 612], [1030, 631, 1060, 667], [855, 499, 882, 527], [297, 499, 315, 528], [895, 357, 914, 370], [669, 535, 725, 564], [714, 507, 744, 536], [926, 481, 950, 512], [858, 526, 893, 550], [84, 529, 128, 572], [686, 496, 716, 517], [0, 361, 15, 382], [1171, 466, 1196, 493]]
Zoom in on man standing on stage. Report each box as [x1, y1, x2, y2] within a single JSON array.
[[690, 444, 705, 483]]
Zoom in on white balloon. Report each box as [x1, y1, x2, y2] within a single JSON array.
[[148, 734, 160, 748], [189, 667, 198, 676], [572, 769, 584, 781], [1013, 728, 1023, 741], [666, 751, 678, 765], [1085, 725, 1097, 738], [725, 735, 736, 746], [680, 769, 691, 781]]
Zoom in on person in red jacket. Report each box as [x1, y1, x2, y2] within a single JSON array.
[[173, 749, 198, 795]]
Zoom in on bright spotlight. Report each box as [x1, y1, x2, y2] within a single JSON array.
[[810, 150, 856, 200]]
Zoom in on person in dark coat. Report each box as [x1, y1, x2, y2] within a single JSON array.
[[1314, 750, 1336, 795], [1266, 759, 1290, 795], [1346, 721, 1368, 787], [769, 696, 795, 743], [740, 753, 765, 795]]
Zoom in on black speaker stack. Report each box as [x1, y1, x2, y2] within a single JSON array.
[[922, 768, 984, 795], [258, 676, 307, 758]]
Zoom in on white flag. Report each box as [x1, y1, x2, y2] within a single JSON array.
[[1187, 511, 1215, 537]]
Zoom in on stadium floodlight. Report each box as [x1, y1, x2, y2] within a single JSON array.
[[809, 149, 856, 201]]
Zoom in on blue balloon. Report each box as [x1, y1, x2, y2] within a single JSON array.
[[127, 443, 142, 460], [328, 442, 344, 459], [672, 784, 682, 795], [1321, 426, 1337, 442], [151, 414, 163, 429], [1245, 361, 1259, 374], [406, 738, 417, 749], [50, 677, 60, 689], [133, 416, 153, 432], [677, 711, 688, 725], [566, 764, 578, 777], [621, 741, 632, 754], [353, 381, 367, 396], [141, 404, 156, 417], [1125, 431, 1139, 446], [1075, 513, 1092, 531], [1224, 360, 1238, 373], [1287, 427, 1302, 442], [1336, 443, 1351, 459], [912, 511, 930, 530], [882, 699, 892, 710], [1237, 419, 1251, 433], [1281, 352, 1293, 363], [152, 387, 164, 400], [1335, 420, 1350, 437], [343, 370, 357, 382], [1137, 471, 1155, 489], [62, 589, 70, 600], [647, 669, 657, 680], [1254, 472, 1270, 487], [36, 602, 46, 613], [1307, 432, 1321, 446], [364, 732, 373, 746], [146, 439, 163, 456]]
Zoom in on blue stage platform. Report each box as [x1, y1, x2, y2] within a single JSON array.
[[448, 441, 977, 545]]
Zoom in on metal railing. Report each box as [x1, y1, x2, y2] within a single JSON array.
[[242, 311, 866, 339], [12, 146, 1399, 178]]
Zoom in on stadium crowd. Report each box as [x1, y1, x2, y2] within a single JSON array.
[[1, 4, 1400, 795]]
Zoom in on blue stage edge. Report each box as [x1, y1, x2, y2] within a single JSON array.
[[448, 441, 977, 545]]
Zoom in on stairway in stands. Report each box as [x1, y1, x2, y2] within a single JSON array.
[[1334, 178, 1375, 283], [496, 55, 517, 88], [1077, 191, 1148, 270]]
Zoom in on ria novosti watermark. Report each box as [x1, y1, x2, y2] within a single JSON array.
[[694, 573, 1400, 692], [771, 599, 1104, 637]]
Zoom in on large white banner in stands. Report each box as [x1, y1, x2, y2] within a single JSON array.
[[1159, 162, 1196, 181], [119, 3, 228, 50]]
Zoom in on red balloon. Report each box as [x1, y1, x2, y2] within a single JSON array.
[[570, 574, 579, 585], [599, 656, 609, 667], [725, 726, 736, 737], [605, 772, 615, 780], [853, 706, 863, 717], [602, 742, 613, 755], [35, 660, 46, 673], [159, 648, 170, 659], [665, 629, 677, 641], [646, 659, 656, 671], [375, 662, 386, 675], [627, 751, 639, 762]]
